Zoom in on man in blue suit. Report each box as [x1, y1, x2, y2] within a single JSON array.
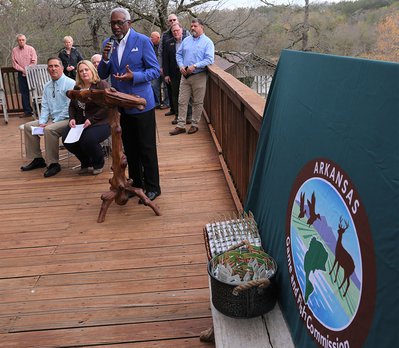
[[98, 7, 161, 202]]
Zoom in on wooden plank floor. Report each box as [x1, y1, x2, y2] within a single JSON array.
[[0, 111, 236, 347]]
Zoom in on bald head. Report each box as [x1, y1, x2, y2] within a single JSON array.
[[150, 31, 160, 45]]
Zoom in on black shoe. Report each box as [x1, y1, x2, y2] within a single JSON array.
[[21, 158, 46, 171], [138, 191, 161, 204], [165, 111, 175, 116], [44, 163, 61, 177], [186, 119, 192, 125]]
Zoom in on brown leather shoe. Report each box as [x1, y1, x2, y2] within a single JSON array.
[[169, 127, 186, 136], [187, 126, 199, 134], [171, 119, 178, 125]]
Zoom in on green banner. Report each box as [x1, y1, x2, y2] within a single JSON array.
[[246, 50, 398, 348]]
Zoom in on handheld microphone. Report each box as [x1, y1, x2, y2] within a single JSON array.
[[108, 35, 116, 57]]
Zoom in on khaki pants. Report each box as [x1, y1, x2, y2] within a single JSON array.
[[176, 72, 207, 128], [23, 119, 69, 164]]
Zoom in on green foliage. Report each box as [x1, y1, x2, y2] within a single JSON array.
[[334, 0, 398, 15]]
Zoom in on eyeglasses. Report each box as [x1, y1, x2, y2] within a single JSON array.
[[168, 18, 177, 22], [109, 20, 130, 27]]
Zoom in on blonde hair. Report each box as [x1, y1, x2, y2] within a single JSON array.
[[75, 60, 101, 87], [63, 36, 73, 43]]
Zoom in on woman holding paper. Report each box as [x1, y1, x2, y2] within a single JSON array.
[[62, 60, 110, 175]]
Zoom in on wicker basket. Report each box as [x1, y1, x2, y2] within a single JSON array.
[[208, 243, 278, 318]]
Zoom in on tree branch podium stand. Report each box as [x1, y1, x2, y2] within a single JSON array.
[[67, 87, 161, 223]]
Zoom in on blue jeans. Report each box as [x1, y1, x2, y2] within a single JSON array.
[[151, 77, 169, 107], [18, 72, 33, 115]]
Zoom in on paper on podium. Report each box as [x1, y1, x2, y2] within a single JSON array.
[[31, 126, 44, 135], [64, 124, 84, 143]]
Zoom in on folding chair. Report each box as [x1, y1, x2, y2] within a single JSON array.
[[26, 65, 51, 118], [0, 69, 9, 124]]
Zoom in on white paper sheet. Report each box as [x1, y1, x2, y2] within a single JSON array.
[[64, 124, 85, 143], [31, 126, 44, 135]]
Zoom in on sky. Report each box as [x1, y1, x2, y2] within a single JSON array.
[[220, 0, 345, 9]]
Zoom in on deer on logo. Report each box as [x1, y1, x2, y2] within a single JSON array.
[[329, 217, 355, 297]]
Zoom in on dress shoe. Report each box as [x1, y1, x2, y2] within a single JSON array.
[[44, 163, 61, 178], [21, 158, 46, 171], [187, 126, 199, 134], [159, 104, 169, 110], [171, 119, 178, 125], [169, 127, 186, 136], [139, 191, 161, 204], [165, 111, 175, 116], [186, 119, 192, 125]]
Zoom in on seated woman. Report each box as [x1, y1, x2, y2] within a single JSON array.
[[63, 60, 110, 175]]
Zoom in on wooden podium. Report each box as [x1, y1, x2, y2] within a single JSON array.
[[67, 87, 161, 223]]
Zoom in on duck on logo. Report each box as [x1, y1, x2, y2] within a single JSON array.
[[286, 159, 376, 348]]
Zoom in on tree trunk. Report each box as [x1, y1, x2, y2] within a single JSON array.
[[301, 0, 310, 51]]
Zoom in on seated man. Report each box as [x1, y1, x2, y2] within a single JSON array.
[[20, 57, 75, 177]]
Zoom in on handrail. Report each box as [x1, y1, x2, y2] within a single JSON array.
[[203, 64, 266, 208]]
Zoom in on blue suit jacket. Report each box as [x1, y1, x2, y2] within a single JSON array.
[[98, 29, 160, 114]]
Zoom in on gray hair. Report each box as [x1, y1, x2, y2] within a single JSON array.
[[91, 54, 102, 62], [47, 56, 63, 65], [16, 34, 26, 40], [192, 18, 204, 26], [111, 7, 131, 21]]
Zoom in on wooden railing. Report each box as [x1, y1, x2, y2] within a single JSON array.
[[203, 64, 266, 209], [0, 67, 23, 113]]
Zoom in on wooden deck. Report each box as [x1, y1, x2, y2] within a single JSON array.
[[0, 111, 236, 347]]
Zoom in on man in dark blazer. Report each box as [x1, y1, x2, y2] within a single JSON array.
[[163, 23, 191, 125], [98, 7, 161, 201]]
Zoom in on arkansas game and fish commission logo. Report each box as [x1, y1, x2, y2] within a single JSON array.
[[286, 159, 376, 348]]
